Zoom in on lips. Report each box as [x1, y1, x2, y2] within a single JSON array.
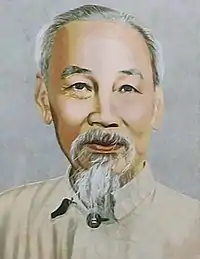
[[86, 143, 122, 153]]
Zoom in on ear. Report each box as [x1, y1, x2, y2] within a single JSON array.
[[151, 87, 164, 130], [35, 72, 52, 125]]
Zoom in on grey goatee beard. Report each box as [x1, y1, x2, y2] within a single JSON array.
[[72, 157, 120, 219], [69, 129, 133, 219]]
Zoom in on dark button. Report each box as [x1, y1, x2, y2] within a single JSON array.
[[86, 213, 102, 228]]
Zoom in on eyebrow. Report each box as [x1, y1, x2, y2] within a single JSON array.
[[61, 65, 92, 79], [119, 69, 144, 79], [61, 65, 144, 80]]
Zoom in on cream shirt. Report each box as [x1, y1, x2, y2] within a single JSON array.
[[0, 164, 200, 259]]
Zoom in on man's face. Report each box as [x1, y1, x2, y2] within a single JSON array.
[[36, 20, 163, 216], [47, 21, 160, 164]]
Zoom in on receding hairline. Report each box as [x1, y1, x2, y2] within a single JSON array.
[[55, 19, 145, 32], [50, 20, 153, 81], [36, 5, 164, 86], [52, 19, 153, 48]]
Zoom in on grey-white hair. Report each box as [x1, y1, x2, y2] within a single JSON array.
[[34, 4, 164, 86]]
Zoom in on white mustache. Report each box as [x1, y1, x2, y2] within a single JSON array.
[[70, 129, 131, 161]]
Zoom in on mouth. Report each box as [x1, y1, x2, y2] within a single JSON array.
[[85, 141, 123, 154]]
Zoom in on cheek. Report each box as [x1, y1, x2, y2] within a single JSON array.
[[56, 98, 91, 125], [56, 122, 80, 152], [52, 98, 92, 151], [116, 96, 154, 130], [114, 96, 154, 155]]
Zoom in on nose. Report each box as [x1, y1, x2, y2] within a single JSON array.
[[87, 103, 119, 129]]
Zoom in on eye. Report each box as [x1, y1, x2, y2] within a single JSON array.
[[71, 82, 91, 91], [61, 81, 93, 100], [119, 84, 141, 93]]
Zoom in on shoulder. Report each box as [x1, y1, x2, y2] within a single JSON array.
[[0, 176, 66, 220], [155, 181, 200, 213], [0, 177, 69, 258], [153, 181, 200, 245], [155, 181, 200, 206]]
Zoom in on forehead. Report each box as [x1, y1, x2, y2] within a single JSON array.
[[50, 20, 152, 75]]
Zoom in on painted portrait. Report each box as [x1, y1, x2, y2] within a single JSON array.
[[0, 2, 200, 259]]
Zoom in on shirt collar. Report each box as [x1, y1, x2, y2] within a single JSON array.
[[64, 163, 155, 220], [113, 163, 155, 219]]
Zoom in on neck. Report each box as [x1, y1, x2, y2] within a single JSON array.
[[120, 159, 146, 187]]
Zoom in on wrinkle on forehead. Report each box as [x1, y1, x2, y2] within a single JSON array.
[[52, 20, 151, 62], [49, 20, 154, 90]]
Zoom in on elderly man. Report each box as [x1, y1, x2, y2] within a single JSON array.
[[0, 4, 199, 259]]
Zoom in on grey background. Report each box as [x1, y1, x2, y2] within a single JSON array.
[[0, 0, 200, 198]]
